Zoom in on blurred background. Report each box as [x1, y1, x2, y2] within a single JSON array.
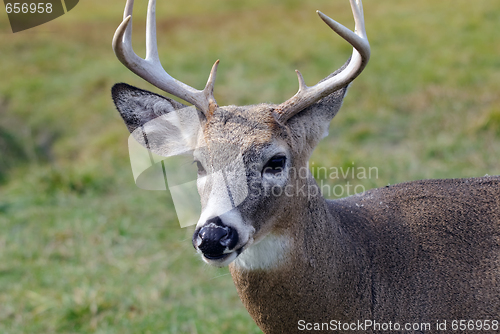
[[0, 0, 499, 332]]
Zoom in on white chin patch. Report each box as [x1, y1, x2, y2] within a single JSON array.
[[233, 234, 291, 271], [202, 251, 239, 268]]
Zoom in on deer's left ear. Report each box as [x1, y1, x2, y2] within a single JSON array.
[[277, 57, 352, 148], [286, 85, 348, 149]]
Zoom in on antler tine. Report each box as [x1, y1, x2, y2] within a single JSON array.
[[274, 0, 370, 123], [112, 0, 219, 115]]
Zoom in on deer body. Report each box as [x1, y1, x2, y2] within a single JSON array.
[[230, 177, 500, 333], [111, 0, 500, 333]]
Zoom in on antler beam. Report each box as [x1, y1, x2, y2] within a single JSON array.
[[112, 0, 219, 115], [274, 0, 370, 122]]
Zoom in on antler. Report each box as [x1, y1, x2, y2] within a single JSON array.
[[274, 0, 370, 123], [112, 0, 219, 115]]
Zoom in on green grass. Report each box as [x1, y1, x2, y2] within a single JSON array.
[[1, 0, 499, 332]]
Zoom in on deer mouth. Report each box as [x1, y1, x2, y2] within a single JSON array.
[[200, 248, 244, 267], [203, 247, 244, 260], [203, 253, 227, 260]]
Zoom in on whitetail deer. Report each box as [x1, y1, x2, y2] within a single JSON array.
[[111, 0, 500, 332]]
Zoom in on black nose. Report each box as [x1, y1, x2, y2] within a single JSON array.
[[193, 217, 239, 259]]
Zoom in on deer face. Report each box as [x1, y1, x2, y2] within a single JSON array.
[[111, 83, 337, 266], [192, 105, 295, 266], [189, 90, 358, 265], [112, 0, 369, 267]]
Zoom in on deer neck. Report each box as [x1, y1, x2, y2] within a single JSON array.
[[229, 175, 370, 328], [232, 174, 356, 268]]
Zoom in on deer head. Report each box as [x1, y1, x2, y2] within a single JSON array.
[[111, 0, 370, 267]]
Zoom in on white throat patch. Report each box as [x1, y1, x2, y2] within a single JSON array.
[[233, 234, 292, 271]]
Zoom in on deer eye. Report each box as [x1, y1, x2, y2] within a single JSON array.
[[262, 155, 286, 176], [194, 160, 206, 176]]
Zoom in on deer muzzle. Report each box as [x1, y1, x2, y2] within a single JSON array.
[[193, 217, 240, 260]]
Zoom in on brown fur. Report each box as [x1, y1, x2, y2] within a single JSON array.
[[111, 1, 500, 332], [230, 176, 500, 333], [112, 81, 500, 333], [113, 81, 500, 333]]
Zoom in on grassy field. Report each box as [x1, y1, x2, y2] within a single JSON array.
[[1, 0, 499, 333]]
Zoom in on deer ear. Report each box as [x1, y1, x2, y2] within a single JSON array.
[[284, 58, 350, 147], [112, 83, 204, 157], [287, 85, 348, 149], [111, 83, 190, 133]]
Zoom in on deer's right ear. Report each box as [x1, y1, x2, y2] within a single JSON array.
[[111, 83, 189, 133]]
